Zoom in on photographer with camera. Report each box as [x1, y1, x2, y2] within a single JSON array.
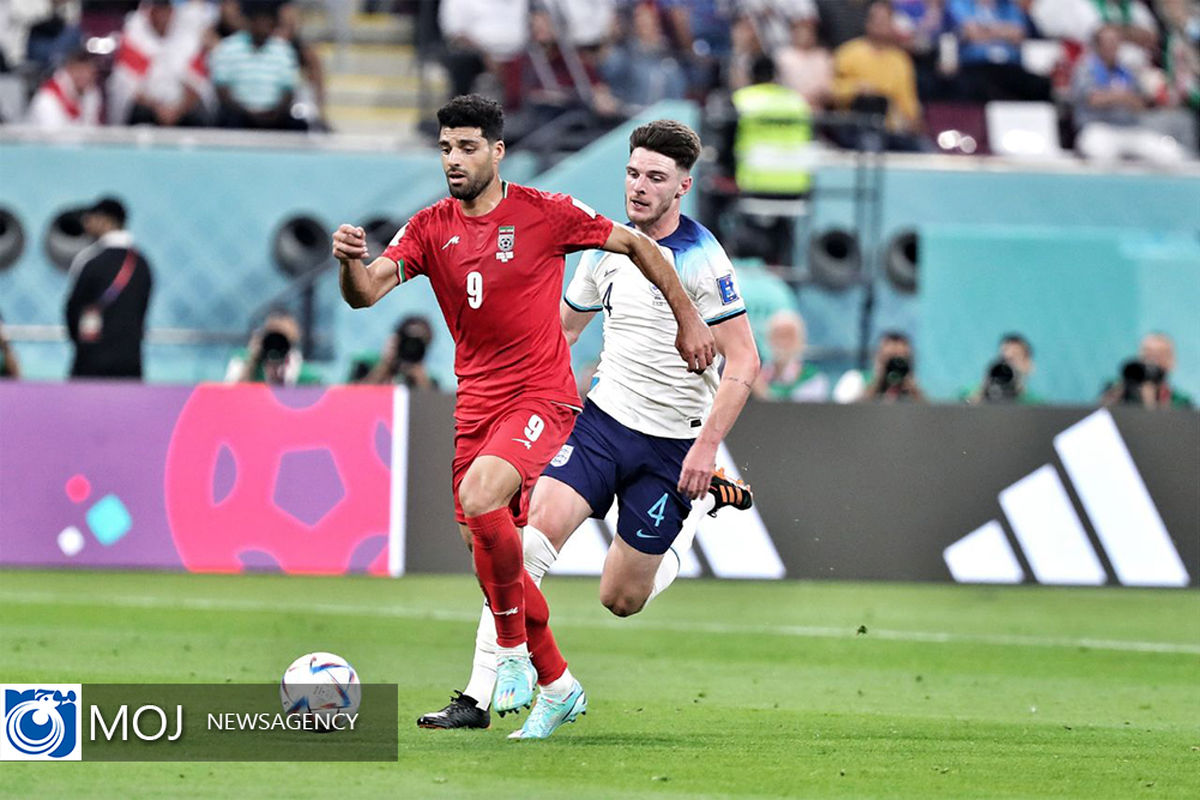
[[348, 315, 438, 390], [833, 330, 926, 403], [1101, 332, 1193, 410], [966, 333, 1040, 405], [226, 308, 322, 386]]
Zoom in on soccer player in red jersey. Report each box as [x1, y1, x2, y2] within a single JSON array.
[[332, 95, 715, 717]]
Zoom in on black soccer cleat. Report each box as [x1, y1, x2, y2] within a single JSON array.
[[707, 468, 754, 516], [417, 691, 491, 730]]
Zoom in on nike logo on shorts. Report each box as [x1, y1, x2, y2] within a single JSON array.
[[494, 606, 520, 616], [635, 529, 659, 539]]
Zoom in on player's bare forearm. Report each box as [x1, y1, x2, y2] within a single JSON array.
[[333, 224, 400, 308], [678, 314, 760, 498], [697, 316, 760, 449]]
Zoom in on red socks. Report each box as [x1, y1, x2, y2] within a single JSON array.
[[466, 508, 525, 647], [465, 507, 568, 683], [523, 571, 567, 685]]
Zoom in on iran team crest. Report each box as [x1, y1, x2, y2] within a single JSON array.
[[496, 226, 515, 262]]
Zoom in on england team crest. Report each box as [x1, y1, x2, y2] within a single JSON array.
[[496, 226, 515, 262]]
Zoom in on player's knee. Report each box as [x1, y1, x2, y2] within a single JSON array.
[[458, 477, 505, 519]]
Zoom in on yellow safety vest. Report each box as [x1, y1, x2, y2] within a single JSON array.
[[732, 82, 813, 196]]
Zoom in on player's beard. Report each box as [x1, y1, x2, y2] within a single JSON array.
[[447, 167, 494, 201]]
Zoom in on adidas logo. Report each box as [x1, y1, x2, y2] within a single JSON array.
[[944, 409, 1190, 587]]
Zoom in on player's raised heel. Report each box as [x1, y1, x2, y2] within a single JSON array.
[[492, 654, 537, 716], [507, 681, 588, 740], [416, 690, 490, 729], [707, 467, 754, 516]]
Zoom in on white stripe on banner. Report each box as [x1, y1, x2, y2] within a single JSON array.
[[1054, 409, 1189, 587], [943, 520, 1025, 584], [388, 386, 410, 577], [999, 464, 1105, 585], [692, 443, 786, 579]]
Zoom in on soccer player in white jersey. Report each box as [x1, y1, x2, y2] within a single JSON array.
[[419, 120, 761, 739]]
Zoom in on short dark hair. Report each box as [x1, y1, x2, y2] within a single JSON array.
[[628, 119, 702, 171], [880, 330, 910, 345], [750, 55, 777, 85], [437, 94, 504, 142], [241, 0, 280, 21], [1001, 332, 1032, 358], [85, 196, 127, 227]]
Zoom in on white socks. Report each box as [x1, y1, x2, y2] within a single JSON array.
[[462, 526, 560, 709], [644, 493, 712, 606], [539, 667, 576, 700]]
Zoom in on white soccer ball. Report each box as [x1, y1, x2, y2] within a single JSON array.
[[280, 652, 361, 722]]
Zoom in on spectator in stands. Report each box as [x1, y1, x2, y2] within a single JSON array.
[[1101, 332, 1194, 409], [947, 0, 1052, 101], [438, 0, 529, 99], [64, 197, 154, 380], [108, 0, 214, 127], [25, 47, 100, 129], [831, 1, 928, 151], [347, 315, 438, 389], [833, 330, 927, 403], [1157, 0, 1200, 150], [740, 0, 820, 51], [753, 309, 829, 402], [1071, 25, 1186, 163], [718, 55, 813, 265], [725, 14, 767, 91], [892, 1, 955, 101], [210, 1, 304, 130], [227, 308, 321, 386], [775, 10, 834, 109], [23, 0, 83, 76], [601, 2, 688, 108], [965, 332, 1040, 404], [210, 0, 245, 44], [277, 1, 328, 130], [1031, 0, 1159, 62], [509, 8, 621, 120], [816, 0, 873, 48], [659, 0, 737, 95], [0, 312, 21, 379]]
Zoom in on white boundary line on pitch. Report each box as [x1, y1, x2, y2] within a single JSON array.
[[2, 590, 1198, 656]]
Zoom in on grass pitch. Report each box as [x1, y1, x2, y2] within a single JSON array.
[[0, 570, 1197, 799]]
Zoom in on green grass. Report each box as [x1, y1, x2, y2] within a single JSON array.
[[1, 570, 1198, 799]]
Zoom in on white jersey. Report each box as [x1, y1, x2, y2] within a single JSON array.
[[564, 215, 746, 439]]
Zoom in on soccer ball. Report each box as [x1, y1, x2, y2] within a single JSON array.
[[280, 652, 361, 722]]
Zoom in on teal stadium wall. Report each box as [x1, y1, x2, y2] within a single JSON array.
[[1, 104, 1197, 402]]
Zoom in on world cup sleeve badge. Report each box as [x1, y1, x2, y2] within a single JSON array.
[[496, 226, 515, 263]]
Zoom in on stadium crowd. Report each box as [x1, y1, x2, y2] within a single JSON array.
[[1, 1, 1196, 159]]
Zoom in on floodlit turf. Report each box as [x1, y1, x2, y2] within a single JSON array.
[[1, 570, 1197, 799]]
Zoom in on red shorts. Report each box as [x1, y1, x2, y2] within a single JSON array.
[[452, 397, 578, 526]]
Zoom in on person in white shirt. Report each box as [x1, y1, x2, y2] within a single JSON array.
[[439, 0, 530, 97], [108, 0, 215, 126], [417, 120, 761, 739], [25, 47, 100, 129]]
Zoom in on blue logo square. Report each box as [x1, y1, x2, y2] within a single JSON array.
[[2, 685, 81, 760], [717, 274, 739, 305]]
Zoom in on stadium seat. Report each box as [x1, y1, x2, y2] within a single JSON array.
[[985, 101, 1067, 160], [924, 102, 990, 155]]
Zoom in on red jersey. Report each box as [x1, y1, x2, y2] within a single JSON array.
[[382, 182, 614, 415]]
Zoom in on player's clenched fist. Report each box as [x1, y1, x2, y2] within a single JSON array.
[[675, 314, 716, 374], [332, 224, 369, 262]]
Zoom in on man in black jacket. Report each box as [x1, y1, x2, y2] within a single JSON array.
[[65, 197, 153, 379]]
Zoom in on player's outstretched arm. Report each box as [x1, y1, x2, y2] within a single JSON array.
[[677, 314, 760, 499], [333, 224, 400, 308], [601, 225, 715, 374]]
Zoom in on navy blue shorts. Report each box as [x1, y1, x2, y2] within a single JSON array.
[[543, 400, 692, 555]]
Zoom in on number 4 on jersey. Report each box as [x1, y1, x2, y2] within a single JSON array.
[[602, 283, 613, 315]]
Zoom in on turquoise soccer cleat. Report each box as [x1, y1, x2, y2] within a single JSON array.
[[492, 654, 537, 716], [507, 680, 588, 740]]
